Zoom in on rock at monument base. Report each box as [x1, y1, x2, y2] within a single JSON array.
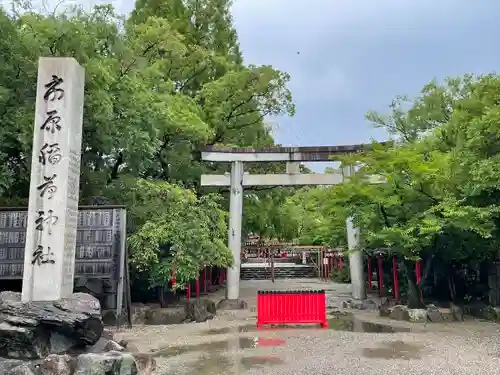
[[131, 353, 156, 374], [74, 351, 137, 375], [216, 299, 248, 310], [1, 358, 26, 374], [6, 364, 35, 375], [101, 329, 114, 341], [0, 292, 103, 359], [37, 354, 75, 375], [104, 340, 125, 352]]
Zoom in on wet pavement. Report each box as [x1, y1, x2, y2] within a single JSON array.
[[115, 279, 500, 375]]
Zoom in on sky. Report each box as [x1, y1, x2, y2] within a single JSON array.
[[230, 0, 500, 149], [22, 0, 500, 151]]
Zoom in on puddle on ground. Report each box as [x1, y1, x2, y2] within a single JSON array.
[[202, 316, 408, 335], [327, 317, 410, 333], [204, 325, 256, 335], [362, 340, 421, 360], [152, 337, 256, 357], [182, 353, 284, 374]]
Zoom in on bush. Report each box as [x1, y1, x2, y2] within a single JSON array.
[[330, 266, 350, 283]]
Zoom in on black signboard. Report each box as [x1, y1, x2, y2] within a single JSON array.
[[0, 206, 125, 280]]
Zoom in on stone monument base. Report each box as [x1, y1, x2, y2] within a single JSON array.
[[0, 291, 148, 375]]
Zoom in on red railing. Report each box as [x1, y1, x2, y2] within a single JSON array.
[[257, 290, 328, 328]]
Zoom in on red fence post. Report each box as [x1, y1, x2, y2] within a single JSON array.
[[171, 269, 176, 290], [416, 260, 423, 302], [186, 283, 191, 300], [378, 253, 384, 296], [392, 256, 399, 300], [195, 274, 200, 297], [367, 256, 372, 290], [339, 254, 343, 270]]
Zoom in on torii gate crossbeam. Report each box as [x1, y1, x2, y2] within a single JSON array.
[[200, 144, 386, 302]]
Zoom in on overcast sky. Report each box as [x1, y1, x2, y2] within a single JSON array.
[[231, 0, 500, 148], [24, 0, 500, 150]]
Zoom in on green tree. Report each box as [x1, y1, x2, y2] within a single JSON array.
[[0, 1, 295, 300], [333, 75, 500, 306]]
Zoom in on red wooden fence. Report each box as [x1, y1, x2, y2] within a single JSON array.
[[257, 290, 328, 328]]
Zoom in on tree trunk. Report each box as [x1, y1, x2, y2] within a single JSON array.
[[403, 259, 425, 309], [158, 286, 168, 308], [271, 255, 275, 283]]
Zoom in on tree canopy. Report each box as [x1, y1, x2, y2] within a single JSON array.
[[0, 0, 294, 290]]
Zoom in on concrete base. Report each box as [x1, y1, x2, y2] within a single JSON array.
[[216, 298, 248, 310]]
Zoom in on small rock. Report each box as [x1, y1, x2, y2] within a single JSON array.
[[74, 351, 138, 375], [482, 306, 498, 321], [87, 337, 111, 353], [125, 343, 140, 353], [6, 364, 35, 375], [379, 305, 391, 317], [437, 307, 454, 321], [426, 306, 443, 322], [204, 300, 217, 315], [216, 299, 248, 310], [145, 307, 187, 325], [37, 354, 74, 375], [349, 300, 365, 310], [450, 303, 464, 321], [101, 328, 114, 341], [104, 340, 125, 352], [0, 358, 25, 373], [118, 339, 128, 348], [131, 353, 156, 374], [362, 300, 378, 310], [389, 305, 409, 321], [185, 299, 213, 322], [130, 304, 151, 325], [379, 296, 395, 308], [408, 308, 428, 322]]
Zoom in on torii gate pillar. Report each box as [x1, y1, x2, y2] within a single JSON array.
[[227, 161, 244, 299], [346, 217, 366, 300]]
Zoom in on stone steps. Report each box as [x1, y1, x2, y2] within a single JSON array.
[[240, 266, 317, 280], [244, 258, 297, 263]]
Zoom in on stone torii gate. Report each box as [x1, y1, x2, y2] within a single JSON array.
[[201, 145, 384, 303]]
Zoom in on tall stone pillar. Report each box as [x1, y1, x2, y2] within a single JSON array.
[[226, 161, 244, 300], [22, 58, 84, 302]]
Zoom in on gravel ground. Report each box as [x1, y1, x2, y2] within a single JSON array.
[[115, 279, 500, 375]]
